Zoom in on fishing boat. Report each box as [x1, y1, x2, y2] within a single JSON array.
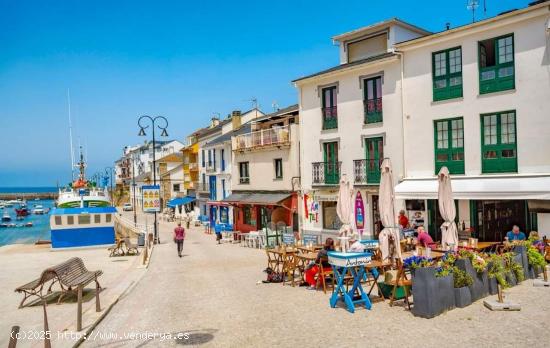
[[33, 205, 45, 215], [2, 212, 11, 222], [15, 207, 30, 216], [56, 149, 110, 209], [25, 222, 33, 227]]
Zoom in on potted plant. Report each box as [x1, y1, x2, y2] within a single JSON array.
[[408, 256, 455, 318], [487, 254, 509, 295], [512, 242, 530, 279], [455, 250, 488, 301], [526, 243, 547, 279], [453, 267, 473, 308], [502, 252, 525, 286]]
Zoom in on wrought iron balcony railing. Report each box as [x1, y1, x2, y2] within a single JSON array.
[[353, 158, 381, 185], [322, 106, 338, 130], [364, 98, 383, 124], [312, 161, 341, 185]]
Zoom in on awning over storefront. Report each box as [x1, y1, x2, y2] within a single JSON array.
[[167, 196, 196, 207], [395, 175, 550, 200], [222, 192, 292, 205]]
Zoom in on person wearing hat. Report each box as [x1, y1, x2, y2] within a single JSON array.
[[348, 234, 365, 252]]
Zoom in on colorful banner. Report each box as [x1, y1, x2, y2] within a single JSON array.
[[355, 191, 365, 234], [142, 185, 161, 213]]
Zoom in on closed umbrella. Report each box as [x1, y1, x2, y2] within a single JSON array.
[[438, 167, 458, 250], [337, 174, 354, 252], [378, 159, 402, 260]]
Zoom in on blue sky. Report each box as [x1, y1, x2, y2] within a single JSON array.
[[0, 0, 528, 186]]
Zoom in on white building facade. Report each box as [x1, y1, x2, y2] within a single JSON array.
[[295, 19, 429, 240], [394, 2, 550, 240]]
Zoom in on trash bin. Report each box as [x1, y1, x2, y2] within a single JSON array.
[[138, 233, 145, 247]]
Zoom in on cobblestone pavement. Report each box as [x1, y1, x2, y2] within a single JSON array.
[[82, 213, 550, 348]]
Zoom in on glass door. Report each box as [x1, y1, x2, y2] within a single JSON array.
[[365, 137, 383, 184]]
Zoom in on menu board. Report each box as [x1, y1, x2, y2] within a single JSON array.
[[142, 185, 161, 213]]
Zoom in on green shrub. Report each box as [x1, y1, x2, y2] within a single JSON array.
[[453, 267, 473, 288]]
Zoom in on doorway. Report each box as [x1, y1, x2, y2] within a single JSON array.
[[470, 200, 531, 241]]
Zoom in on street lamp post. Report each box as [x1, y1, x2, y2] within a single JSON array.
[[105, 167, 114, 205], [138, 115, 169, 244], [131, 155, 138, 226]]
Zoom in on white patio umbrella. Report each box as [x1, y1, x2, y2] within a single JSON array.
[[337, 174, 354, 252], [378, 159, 402, 260], [438, 167, 459, 250]]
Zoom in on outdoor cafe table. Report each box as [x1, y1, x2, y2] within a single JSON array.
[[297, 245, 323, 253], [266, 246, 298, 273], [328, 251, 373, 313], [401, 250, 446, 260]]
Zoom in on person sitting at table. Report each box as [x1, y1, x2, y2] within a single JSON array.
[[505, 225, 526, 241], [416, 226, 436, 248], [398, 210, 409, 229], [304, 238, 335, 290], [348, 234, 365, 252]]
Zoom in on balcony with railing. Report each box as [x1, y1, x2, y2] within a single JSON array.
[[189, 162, 198, 171], [364, 98, 383, 124], [197, 181, 209, 192], [239, 176, 250, 184], [353, 159, 381, 185], [233, 125, 290, 152], [206, 161, 216, 173], [312, 161, 341, 185], [322, 106, 338, 130]]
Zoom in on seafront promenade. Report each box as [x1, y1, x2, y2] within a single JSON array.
[[77, 211, 550, 347]]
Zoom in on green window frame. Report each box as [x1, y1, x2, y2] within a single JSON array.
[[363, 76, 383, 124], [434, 117, 465, 174], [479, 34, 515, 94], [432, 47, 463, 101], [365, 137, 383, 184], [481, 111, 517, 173], [321, 86, 337, 130]]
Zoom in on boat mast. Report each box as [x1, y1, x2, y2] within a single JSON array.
[[68, 89, 76, 181]]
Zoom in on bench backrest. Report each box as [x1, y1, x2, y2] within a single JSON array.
[[49, 257, 89, 284]]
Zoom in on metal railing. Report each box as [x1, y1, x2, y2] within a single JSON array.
[[353, 158, 382, 185], [322, 106, 338, 130], [239, 177, 250, 184], [197, 182, 209, 192], [364, 98, 383, 124], [206, 161, 216, 172], [233, 125, 290, 151], [312, 161, 341, 185]]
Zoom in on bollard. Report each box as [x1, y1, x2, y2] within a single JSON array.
[[95, 280, 101, 312], [143, 245, 148, 265], [8, 325, 19, 348], [77, 285, 83, 331], [43, 300, 51, 348]]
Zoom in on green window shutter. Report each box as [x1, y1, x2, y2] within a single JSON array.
[[434, 117, 465, 174], [481, 111, 518, 173], [433, 47, 463, 101], [364, 76, 383, 124], [479, 34, 515, 94], [365, 137, 383, 184]]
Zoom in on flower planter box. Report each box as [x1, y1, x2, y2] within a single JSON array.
[[513, 245, 529, 280], [488, 277, 498, 295], [505, 271, 517, 287], [528, 265, 542, 279], [454, 286, 472, 308], [455, 258, 488, 301], [411, 267, 454, 318]]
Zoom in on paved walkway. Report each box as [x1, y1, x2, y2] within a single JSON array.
[[81, 213, 550, 348]]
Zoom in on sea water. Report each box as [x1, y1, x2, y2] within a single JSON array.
[[0, 199, 55, 246]]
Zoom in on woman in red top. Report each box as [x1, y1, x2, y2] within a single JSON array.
[[174, 223, 186, 258], [304, 238, 335, 290], [398, 210, 409, 229]]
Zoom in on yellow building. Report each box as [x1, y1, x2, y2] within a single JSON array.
[[182, 135, 200, 193]]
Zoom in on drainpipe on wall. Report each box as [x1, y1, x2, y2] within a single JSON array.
[[393, 49, 407, 181]]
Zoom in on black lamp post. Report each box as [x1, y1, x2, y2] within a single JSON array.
[[105, 166, 114, 205], [130, 155, 138, 226], [138, 115, 169, 244]]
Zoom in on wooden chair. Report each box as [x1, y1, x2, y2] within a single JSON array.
[[282, 248, 298, 286], [544, 246, 550, 263], [316, 256, 334, 294], [386, 258, 412, 310]]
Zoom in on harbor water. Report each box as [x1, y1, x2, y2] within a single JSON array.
[[0, 187, 57, 246]]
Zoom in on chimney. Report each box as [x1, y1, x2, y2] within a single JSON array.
[[231, 110, 242, 130], [210, 117, 220, 127]]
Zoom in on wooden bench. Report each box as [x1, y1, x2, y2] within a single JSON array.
[[15, 257, 103, 331], [123, 237, 139, 255], [108, 239, 125, 257]]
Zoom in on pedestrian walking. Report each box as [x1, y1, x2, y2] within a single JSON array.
[[174, 222, 186, 257]]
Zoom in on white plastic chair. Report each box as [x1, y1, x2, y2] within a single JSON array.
[[258, 229, 267, 249]]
